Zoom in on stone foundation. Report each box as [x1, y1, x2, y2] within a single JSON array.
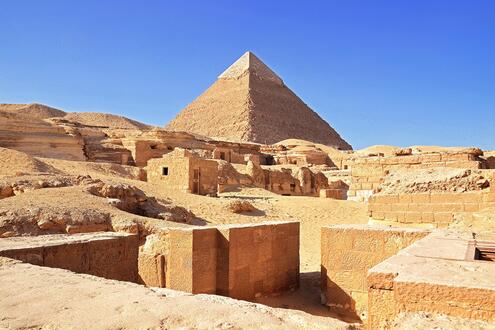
[[367, 231, 495, 328], [320, 224, 428, 319], [0, 232, 139, 282]]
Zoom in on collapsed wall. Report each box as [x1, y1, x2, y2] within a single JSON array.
[[344, 150, 485, 201], [139, 221, 300, 301], [246, 161, 329, 196]]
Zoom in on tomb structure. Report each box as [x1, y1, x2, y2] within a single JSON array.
[[139, 221, 300, 300], [147, 148, 218, 196]]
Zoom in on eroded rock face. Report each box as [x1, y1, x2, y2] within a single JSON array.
[[227, 200, 257, 213], [87, 182, 195, 224], [0, 109, 86, 161], [0, 207, 111, 237], [218, 161, 253, 186], [379, 168, 491, 194], [0, 175, 97, 199], [246, 160, 265, 186]]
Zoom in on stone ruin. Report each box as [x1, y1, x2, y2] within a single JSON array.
[[1, 52, 495, 329]]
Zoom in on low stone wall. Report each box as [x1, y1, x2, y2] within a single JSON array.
[[368, 190, 495, 228], [367, 231, 495, 328], [139, 221, 299, 301], [0, 232, 139, 282], [345, 152, 484, 201], [320, 188, 346, 200], [320, 225, 428, 320]]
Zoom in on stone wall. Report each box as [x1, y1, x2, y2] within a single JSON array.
[[247, 161, 329, 197], [147, 148, 218, 196], [320, 225, 428, 320], [147, 149, 190, 192], [189, 156, 218, 196], [122, 140, 172, 167], [345, 152, 484, 201], [0, 232, 139, 282], [367, 231, 495, 328], [139, 221, 299, 301], [368, 189, 495, 228]]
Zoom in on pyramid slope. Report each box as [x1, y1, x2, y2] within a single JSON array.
[[166, 52, 352, 149], [218, 51, 283, 85], [166, 73, 254, 141], [247, 74, 351, 148]]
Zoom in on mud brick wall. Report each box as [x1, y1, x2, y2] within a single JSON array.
[[320, 225, 428, 319], [347, 164, 386, 201], [138, 221, 299, 301], [345, 152, 484, 201], [0, 233, 139, 282], [123, 140, 172, 167], [368, 190, 495, 228]]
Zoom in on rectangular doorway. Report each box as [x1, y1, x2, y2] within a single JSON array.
[[192, 168, 200, 194]]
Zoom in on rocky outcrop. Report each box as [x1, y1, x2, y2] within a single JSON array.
[[0, 111, 85, 161], [227, 200, 257, 213], [87, 182, 195, 224]]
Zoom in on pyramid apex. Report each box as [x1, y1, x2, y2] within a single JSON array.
[[218, 51, 283, 84]]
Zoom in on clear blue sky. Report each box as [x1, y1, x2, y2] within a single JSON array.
[[1, 1, 494, 150]]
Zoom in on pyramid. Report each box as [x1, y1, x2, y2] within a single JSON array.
[[165, 52, 352, 149]]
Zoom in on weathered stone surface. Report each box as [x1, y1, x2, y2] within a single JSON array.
[[321, 224, 429, 320], [0, 257, 352, 330], [0, 232, 138, 282], [139, 221, 300, 301], [0, 111, 86, 161], [165, 52, 351, 149], [367, 231, 495, 328]]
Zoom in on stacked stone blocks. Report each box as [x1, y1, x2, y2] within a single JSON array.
[[369, 189, 495, 227], [0, 232, 139, 282], [140, 221, 299, 301], [321, 225, 428, 319]]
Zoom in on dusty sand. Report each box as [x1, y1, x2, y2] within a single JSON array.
[[0, 257, 355, 330]]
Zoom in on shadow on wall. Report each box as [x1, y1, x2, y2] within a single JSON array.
[[321, 266, 362, 323], [255, 271, 362, 323], [486, 156, 495, 169]]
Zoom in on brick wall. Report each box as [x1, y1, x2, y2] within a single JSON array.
[[320, 225, 428, 320], [139, 221, 299, 301], [369, 190, 495, 228], [0, 232, 139, 282]]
